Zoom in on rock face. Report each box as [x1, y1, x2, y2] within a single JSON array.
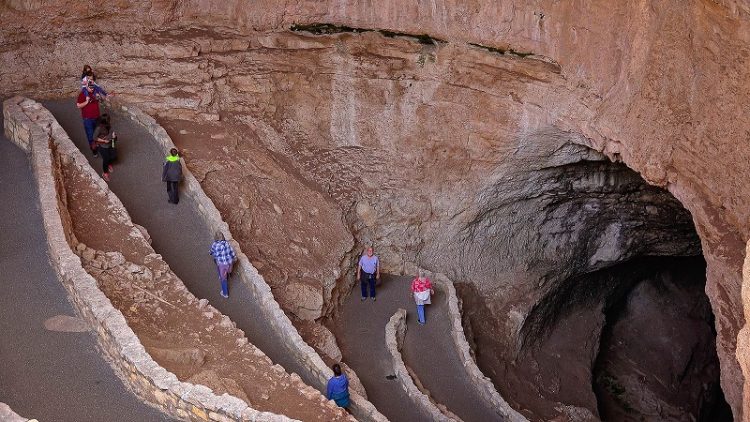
[[2, 1, 750, 420], [593, 258, 726, 421]]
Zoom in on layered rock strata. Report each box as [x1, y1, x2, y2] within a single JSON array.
[[4, 97, 350, 422], [2, 1, 750, 419]]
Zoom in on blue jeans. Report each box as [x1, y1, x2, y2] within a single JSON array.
[[360, 272, 376, 298], [217, 263, 231, 296], [416, 304, 426, 324], [82, 117, 97, 149]]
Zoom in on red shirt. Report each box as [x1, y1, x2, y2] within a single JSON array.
[[77, 91, 100, 119], [411, 277, 432, 293]]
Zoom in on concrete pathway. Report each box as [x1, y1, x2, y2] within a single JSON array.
[[334, 276, 505, 422], [44, 99, 506, 422], [0, 116, 173, 422], [43, 100, 325, 392]]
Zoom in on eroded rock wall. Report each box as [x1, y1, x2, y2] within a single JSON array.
[[2, 1, 750, 419]]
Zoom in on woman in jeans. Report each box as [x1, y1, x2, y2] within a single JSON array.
[[411, 270, 434, 325]]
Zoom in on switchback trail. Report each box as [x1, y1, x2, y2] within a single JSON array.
[[0, 114, 172, 422], [44, 100, 324, 393], [332, 277, 506, 422], [46, 99, 506, 422]]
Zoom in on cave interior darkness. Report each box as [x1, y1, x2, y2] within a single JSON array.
[[455, 141, 733, 421]]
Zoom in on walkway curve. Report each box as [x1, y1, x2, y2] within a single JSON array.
[[44, 98, 507, 421], [0, 111, 172, 422], [385, 309, 460, 421], [43, 99, 386, 421], [45, 98, 322, 374], [334, 274, 507, 422]]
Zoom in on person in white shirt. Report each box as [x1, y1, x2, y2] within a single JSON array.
[[357, 247, 380, 301]]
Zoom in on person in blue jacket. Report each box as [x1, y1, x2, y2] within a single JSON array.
[[326, 363, 350, 409]]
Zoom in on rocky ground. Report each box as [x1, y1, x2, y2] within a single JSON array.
[[58, 141, 350, 421], [3, 1, 750, 420]]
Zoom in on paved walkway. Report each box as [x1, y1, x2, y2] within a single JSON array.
[[334, 276, 505, 422], [0, 115, 172, 422], [45, 100, 506, 422], [43, 100, 323, 391]]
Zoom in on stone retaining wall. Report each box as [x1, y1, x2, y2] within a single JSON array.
[[384, 309, 458, 422], [3, 96, 296, 422], [115, 102, 387, 422], [418, 268, 527, 422], [0, 403, 29, 422]]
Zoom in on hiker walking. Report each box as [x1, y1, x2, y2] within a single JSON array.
[[210, 232, 236, 298], [93, 113, 116, 181], [162, 148, 182, 204], [326, 363, 351, 409], [76, 80, 102, 156], [357, 246, 380, 301], [410, 270, 434, 325]]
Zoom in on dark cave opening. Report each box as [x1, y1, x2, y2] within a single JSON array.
[[451, 140, 732, 421], [591, 256, 732, 421]]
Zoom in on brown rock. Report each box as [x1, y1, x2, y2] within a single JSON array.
[[146, 346, 206, 371], [187, 370, 251, 404], [280, 282, 324, 321], [4, 3, 750, 418]]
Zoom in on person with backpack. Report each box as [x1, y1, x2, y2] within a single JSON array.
[[79, 64, 108, 100], [162, 148, 182, 204], [209, 232, 236, 298], [93, 113, 116, 181]]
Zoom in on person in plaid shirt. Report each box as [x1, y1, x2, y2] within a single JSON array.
[[410, 270, 434, 325], [210, 232, 236, 298]]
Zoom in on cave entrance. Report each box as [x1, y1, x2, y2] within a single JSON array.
[[589, 255, 731, 421], [454, 140, 731, 421]]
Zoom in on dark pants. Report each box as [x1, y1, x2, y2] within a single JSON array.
[[166, 181, 179, 204], [82, 118, 97, 151], [360, 272, 376, 298], [100, 148, 113, 173]]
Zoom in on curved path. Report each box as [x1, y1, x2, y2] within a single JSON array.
[[43, 100, 327, 393], [45, 99, 506, 421], [333, 277, 505, 422], [0, 114, 172, 422]]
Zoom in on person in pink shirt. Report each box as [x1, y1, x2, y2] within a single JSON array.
[[411, 270, 434, 325]]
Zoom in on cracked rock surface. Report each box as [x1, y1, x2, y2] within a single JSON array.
[[3, 1, 750, 420]]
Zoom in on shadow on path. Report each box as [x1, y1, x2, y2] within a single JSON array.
[[0, 113, 172, 422]]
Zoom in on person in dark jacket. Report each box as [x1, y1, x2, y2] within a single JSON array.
[[326, 364, 350, 409], [162, 148, 182, 204], [93, 113, 116, 182]]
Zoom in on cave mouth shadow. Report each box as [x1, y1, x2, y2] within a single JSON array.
[[585, 255, 732, 422], [454, 139, 732, 421]]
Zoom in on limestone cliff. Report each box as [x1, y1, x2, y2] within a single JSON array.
[[2, 1, 749, 419]]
